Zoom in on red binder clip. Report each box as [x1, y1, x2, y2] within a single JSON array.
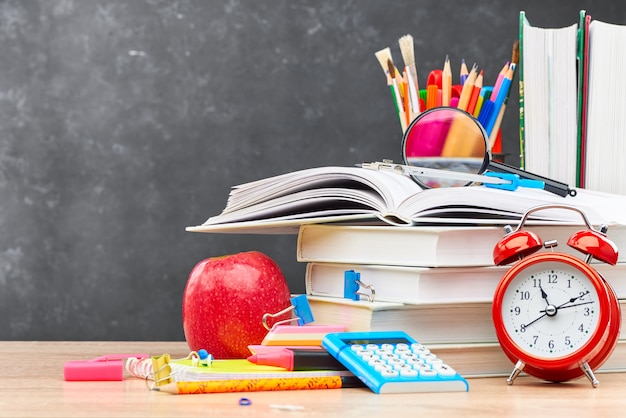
[[64, 353, 149, 381]]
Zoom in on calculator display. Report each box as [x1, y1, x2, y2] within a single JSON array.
[[343, 337, 411, 345]]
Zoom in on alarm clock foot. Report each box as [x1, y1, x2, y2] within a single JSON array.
[[506, 360, 525, 385], [580, 361, 600, 388]]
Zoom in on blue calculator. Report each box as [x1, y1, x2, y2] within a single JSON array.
[[322, 331, 469, 394]]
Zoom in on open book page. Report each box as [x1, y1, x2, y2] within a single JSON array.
[[395, 185, 626, 225], [205, 166, 422, 225], [188, 165, 626, 233]]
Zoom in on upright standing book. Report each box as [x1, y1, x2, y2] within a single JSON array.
[[520, 10, 626, 194]]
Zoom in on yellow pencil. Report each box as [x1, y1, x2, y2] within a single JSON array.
[[154, 376, 364, 394]]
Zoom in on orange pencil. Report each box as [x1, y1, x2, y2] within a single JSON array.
[[155, 376, 364, 394], [442, 55, 452, 106], [466, 70, 484, 115], [457, 63, 478, 111]]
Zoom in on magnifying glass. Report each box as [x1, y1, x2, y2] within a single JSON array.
[[400, 107, 576, 197]]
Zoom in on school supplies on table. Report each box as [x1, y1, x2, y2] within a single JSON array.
[[322, 331, 468, 394], [247, 348, 346, 371]]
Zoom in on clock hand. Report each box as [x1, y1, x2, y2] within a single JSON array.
[[555, 291, 591, 309], [547, 300, 594, 311], [521, 312, 548, 329], [539, 283, 550, 305]]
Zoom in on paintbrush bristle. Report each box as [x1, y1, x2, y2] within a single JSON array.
[[398, 34, 415, 67], [375, 47, 393, 74], [387, 59, 396, 78], [511, 40, 520, 65]]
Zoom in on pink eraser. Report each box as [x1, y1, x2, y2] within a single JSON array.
[[64, 359, 124, 381], [63, 354, 149, 381]]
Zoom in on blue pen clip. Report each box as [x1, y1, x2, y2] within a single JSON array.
[[261, 294, 314, 330], [344, 270, 375, 302], [484, 172, 545, 191]]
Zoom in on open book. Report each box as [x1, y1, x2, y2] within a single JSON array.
[[186, 165, 626, 234]]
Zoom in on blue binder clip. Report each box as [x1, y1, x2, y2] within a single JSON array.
[[344, 270, 375, 302], [261, 294, 315, 330]]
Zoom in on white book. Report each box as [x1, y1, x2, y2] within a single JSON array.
[[305, 262, 626, 304], [297, 223, 626, 268]]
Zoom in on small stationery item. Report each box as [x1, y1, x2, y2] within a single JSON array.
[[322, 331, 469, 394], [153, 375, 364, 395], [343, 269, 375, 302], [260, 324, 347, 346], [492, 204, 620, 388], [63, 353, 148, 381], [261, 294, 314, 330], [247, 348, 347, 371]]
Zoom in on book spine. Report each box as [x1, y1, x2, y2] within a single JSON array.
[[518, 11, 526, 169]]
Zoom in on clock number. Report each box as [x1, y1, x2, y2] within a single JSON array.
[[579, 291, 587, 300], [514, 306, 521, 315], [520, 291, 531, 301], [565, 336, 571, 346], [548, 340, 554, 349], [578, 324, 584, 332], [584, 307, 591, 316], [532, 336, 538, 345], [547, 274, 558, 284]]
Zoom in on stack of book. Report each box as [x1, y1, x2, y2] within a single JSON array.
[[298, 222, 626, 378], [187, 164, 626, 378]]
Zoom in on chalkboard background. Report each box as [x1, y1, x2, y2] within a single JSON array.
[[1, 1, 624, 341]]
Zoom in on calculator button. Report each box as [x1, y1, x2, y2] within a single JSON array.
[[368, 359, 386, 367], [434, 364, 457, 377], [411, 344, 430, 354], [380, 343, 395, 351], [387, 358, 405, 367], [381, 369, 399, 378], [350, 345, 365, 352], [419, 369, 438, 378], [375, 363, 393, 372], [395, 343, 410, 352], [400, 369, 419, 378]]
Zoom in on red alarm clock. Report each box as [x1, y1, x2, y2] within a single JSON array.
[[492, 204, 620, 387]]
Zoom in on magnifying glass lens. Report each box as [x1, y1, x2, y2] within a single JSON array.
[[402, 107, 490, 188]]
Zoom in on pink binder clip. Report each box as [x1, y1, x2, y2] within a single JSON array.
[[63, 353, 149, 381]]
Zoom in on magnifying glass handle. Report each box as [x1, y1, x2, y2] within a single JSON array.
[[487, 161, 576, 198]]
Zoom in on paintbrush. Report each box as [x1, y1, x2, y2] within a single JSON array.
[[374, 47, 407, 132], [398, 34, 421, 120]]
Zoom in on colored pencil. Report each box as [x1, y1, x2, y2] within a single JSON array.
[[154, 376, 364, 394], [457, 63, 478, 111], [442, 55, 452, 106]]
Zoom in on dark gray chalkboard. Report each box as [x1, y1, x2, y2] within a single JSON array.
[[0, 1, 624, 341]]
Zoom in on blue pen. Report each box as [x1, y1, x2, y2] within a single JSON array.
[[484, 76, 511, 136]]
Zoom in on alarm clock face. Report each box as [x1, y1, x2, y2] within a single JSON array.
[[499, 260, 602, 359]]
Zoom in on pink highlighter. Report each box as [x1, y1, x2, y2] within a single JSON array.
[[64, 354, 148, 381]]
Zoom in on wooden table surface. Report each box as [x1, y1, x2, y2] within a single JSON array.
[[3, 341, 626, 417]]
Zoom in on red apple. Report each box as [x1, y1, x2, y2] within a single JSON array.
[[182, 251, 292, 359]]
